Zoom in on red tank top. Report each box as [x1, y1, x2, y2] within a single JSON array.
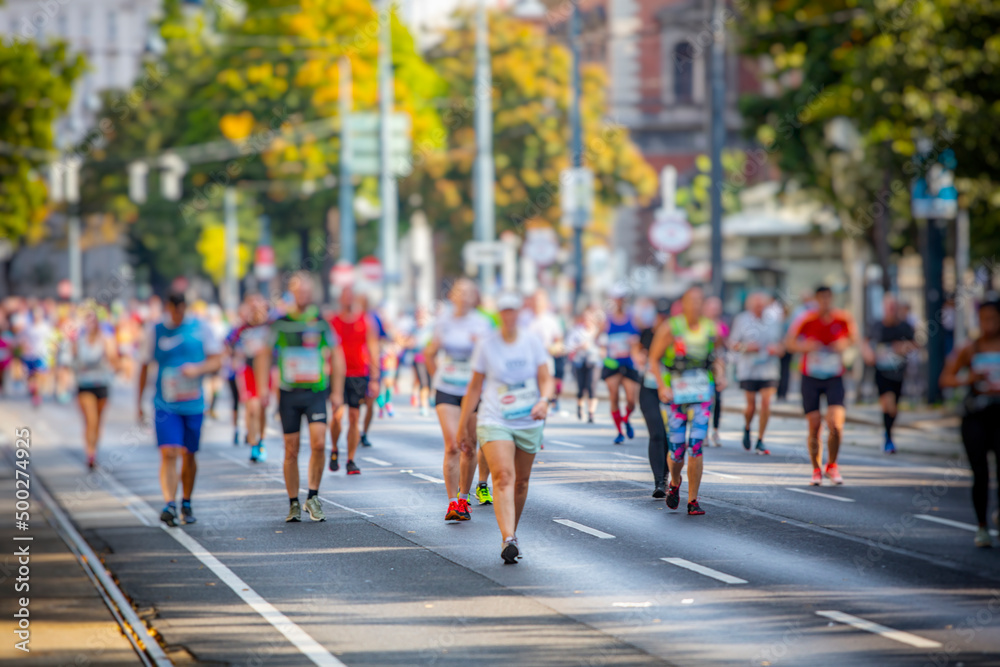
[[330, 313, 370, 377], [794, 310, 851, 378]]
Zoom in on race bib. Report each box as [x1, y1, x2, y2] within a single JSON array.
[[281, 346, 322, 385], [440, 353, 473, 388], [607, 333, 631, 359], [671, 369, 713, 405], [807, 349, 842, 379], [498, 378, 539, 421], [643, 371, 660, 389], [242, 329, 269, 358], [972, 352, 1000, 393], [161, 367, 201, 403], [875, 343, 904, 372]]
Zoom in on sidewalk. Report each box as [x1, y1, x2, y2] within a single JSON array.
[[0, 461, 143, 665]]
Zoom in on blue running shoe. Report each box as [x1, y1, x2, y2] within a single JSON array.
[[250, 443, 261, 462], [613, 433, 625, 445], [181, 502, 197, 525], [884, 438, 896, 454], [256, 443, 267, 462], [625, 420, 634, 439]]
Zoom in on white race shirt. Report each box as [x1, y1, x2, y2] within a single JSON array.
[[529, 312, 564, 352], [432, 311, 493, 396], [471, 329, 549, 430]]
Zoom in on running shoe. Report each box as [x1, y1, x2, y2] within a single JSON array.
[[884, 438, 896, 454], [455, 498, 471, 521], [445, 500, 462, 521], [625, 420, 634, 439], [411, 394, 418, 407], [742, 428, 751, 451], [328, 447, 340, 472], [378, 407, 384, 419], [386, 403, 394, 417], [652, 481, 666, 499], [588, 413, 595, 424], [420, 407, 428, 417], [233, 432, 241, 446], [825, 463, 844, 485], [286, 500, 302, 523], [577, 405, 583, 421], [86, 455, 96, 471], [613, 433, 625, 445], [665, 484, 680, 510], [250, 443, 261, 463], [160, 504, 178, 527], [180, 502, 197, 525], [256, 444, 267, 463], [754, 440, 770, 456], [710, 430, 722, 447], [810, 468, 823, 486], [360, 433, 372, 448], [501, 538, 520, 564], [475, 482, 493, 505], [974, 527, 992, 548], [304, 496, 325, 521], [687, 499, 705, 515], [346, 460, 361, 475]]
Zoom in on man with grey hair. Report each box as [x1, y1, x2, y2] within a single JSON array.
[[729, 292, 784, 454], [862, 293, 916, 454]]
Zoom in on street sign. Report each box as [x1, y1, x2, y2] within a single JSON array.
[[331, 260, 354, 288], [522, 226, 560, 267], [649, 209, 692, 254], [911, 148, 958, 220], [345, 112, 412, 177], [560, 167, 594, 228], [462, 241, 507, 266], [358, 255, 383, 283], [254, 245, 275, 282]]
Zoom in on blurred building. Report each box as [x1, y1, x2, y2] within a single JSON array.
[[0, 0, 161, 147]]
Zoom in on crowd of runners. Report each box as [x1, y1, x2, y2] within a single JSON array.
[[1, 276, 999, 557]]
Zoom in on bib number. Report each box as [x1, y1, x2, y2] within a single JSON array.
[[807, 349, 842, 379], [161, 367, 201, 403], [643, 370, 660, 390], [875, 344, 904, 372], [498, 378, 539, 421], [440, 354, 473, 389], [607, 333, 631, 359], [972, 352, 1000, 394], [671, 369, 713, 405], [281, 347, 322, 385]]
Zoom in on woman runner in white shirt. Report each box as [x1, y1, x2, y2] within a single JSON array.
[[458, 293, 554, 563]]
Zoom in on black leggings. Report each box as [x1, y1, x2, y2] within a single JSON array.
[[713, 392, 722, 429], [639, 385, 667, 483], [414, 362, 430, 390], [575, 363, 594, 400], [961, 406, 1000, 525]]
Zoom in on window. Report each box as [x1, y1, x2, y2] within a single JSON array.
[[673, 42, 694, 104], [107, 10, 116, 43]]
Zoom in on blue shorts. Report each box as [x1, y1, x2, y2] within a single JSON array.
[[22, 357, 48, 375], [154, 409, 204, 453]]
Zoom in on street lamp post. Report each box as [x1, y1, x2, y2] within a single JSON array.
[[569, 3, 584, 311], [708, 0, 726, 302], [379, 0, 399, 316], [474, 0, 496, 296]]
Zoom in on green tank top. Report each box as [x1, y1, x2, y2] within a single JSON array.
[[271, 306, 336, 392], [662, 316, 717, 381]]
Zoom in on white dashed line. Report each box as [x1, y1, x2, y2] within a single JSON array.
[[553, 519, 615, 539], [406, 471, 446, 484], [361, 457, 392, 467], [785, 487, 855, 502], [548, 440, 584, 448], [915, 514, 999, 536], [614, 452, 647, 461], [703, 470, 742, 479], [816, 610, 942, 649], [660, 558, 748, 585]]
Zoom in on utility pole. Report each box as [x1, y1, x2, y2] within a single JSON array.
[[569, 2, 584, 310], [474, 0, 496, 296], [339, 56, 356, 265], [924, 217, 945, 404], [379, 0, 398, 316], [224, 186, 238, 315], [65, 157, 83, 302], [708, 0, 726, 301]]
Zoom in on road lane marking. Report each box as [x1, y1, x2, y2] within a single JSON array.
[[548, 440, 584, 448], [613, 601, 652, 608], [915, 514, 999, 537], [553, 519, 615, 539], [785, 487, 855, 503], [815, 610, 942, 649], [361, 456, 392, 467], [614, 452, 646, 461], [403, 471, 445, 484], [217, 451, 250, 468], [99, 474, 346, 666], [703, 470, 742, 480], [660, 558, 747, 585]]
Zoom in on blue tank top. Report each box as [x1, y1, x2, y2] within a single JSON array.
[[153, 319, 209, 415], [605, 315, 639, 368]]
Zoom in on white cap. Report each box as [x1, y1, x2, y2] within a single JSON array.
[[496, 292, 523, 311], [608, 283, 630, 299]]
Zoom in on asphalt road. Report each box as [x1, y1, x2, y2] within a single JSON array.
[[2, 387, 999, 667]]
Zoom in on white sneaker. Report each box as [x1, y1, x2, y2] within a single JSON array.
[[709, 430, 722, 447]]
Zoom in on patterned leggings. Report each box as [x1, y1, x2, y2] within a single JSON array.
[[666, 401, 712, 462]]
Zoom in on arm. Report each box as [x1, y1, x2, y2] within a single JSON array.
[[531, 362, 554, 421], [105, 334, 121, 373], [137, 362, 150, 422], [456, 372, 484, 454], [784, 316, 807, 354], [940, 343, 975, 389], [330, 345, 346, 409], [423, 337, 440, 380], [648, 321, 674, 404], [366, 319, 381, 396]]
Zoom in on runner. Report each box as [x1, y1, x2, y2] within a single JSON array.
[[862, 294, 916, 454], [703, 295, 729, 447], [649, 285, 725, 515], [637, 301, 672, 497], [567, 310, 599, 422], [257, 273, 344, 522], [329, 286, 379, 476], [137, 289, 223, 527], [226, 293, 274, 462], [358, 294, 388, 447], [601, 286, 640, 444], [424, 278, 493, 521], [18, 304, 55, 407], [523, 290, 567, 414], [785, 286, 858, 486], [74, 304, 119, 470], [729, 292, 784, 455], [940, 297, 1000, 547], [457, 292, 553, 563]]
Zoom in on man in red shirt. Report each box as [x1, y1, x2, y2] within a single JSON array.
[[785, 286, 858, 486], [329, 286, 380, 475]]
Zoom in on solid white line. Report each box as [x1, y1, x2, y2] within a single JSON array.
[[408, 472, 445, 484], [661, 558, 748, 585], [614, 452, 647, 461], [99, 474, 345, 666], [816, 610, 942, 649], [553, 519, 615, 539], [548, 440, 585, 448], [915, 514, 999, 537], [703, 470, 742, 480], [361, 456, 392, 467], [785, 487, 855, 503]]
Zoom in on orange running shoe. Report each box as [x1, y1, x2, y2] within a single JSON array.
[[825, 463, 843, 485], [810, 468, 823, 486], [445, 501, 462, 521]]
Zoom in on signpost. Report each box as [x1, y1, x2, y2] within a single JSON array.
[[345, 112, 412, 177]]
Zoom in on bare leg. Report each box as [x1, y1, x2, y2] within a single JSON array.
[[246, 398, 262, 444], [159, 447, 180, 504], [687, 454, 704, 501], [307, 421, 327, 491], [181, 451, 197, 499], [758, 388, 774, 440], [283, 433, 301, 498], [743, 391, 756, 430], [478, 446, 491, 484], [330, 405, 345, 453], [826, 405, 845, 465], [437, 404, 462, 499], [78, 392, 98, 460], [347, 407, 361, 461], [512, 447, 536, 530], [806, 412, 823, 469], [481, 439, 517, 539], [459, 412, 479, 496]]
